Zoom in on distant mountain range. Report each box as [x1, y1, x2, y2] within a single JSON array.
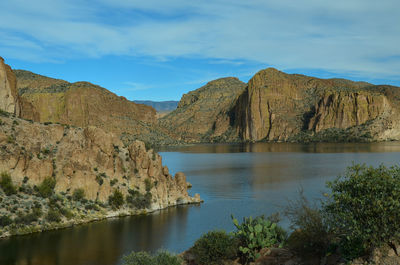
[[134, 100, 179, 112]]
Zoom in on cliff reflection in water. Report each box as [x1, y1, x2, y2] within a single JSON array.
[[160, 141, 400, 153], [0, 205, 192, 265]]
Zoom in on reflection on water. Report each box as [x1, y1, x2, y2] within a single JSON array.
[[2, 142, 400, 265], [0, 205, 194, 265], [159, 141, 400, 153]]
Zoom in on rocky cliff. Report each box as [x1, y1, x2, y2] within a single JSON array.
[[0, 57, 20, 115], [0, 113, 198, 206], [234, 68, 400, 142], [5, 56, 400, 144], [14, 70, 176, 145], [158, 77, 247, 142]]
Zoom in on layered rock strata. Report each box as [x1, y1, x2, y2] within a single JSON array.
[[234, 68, 400, 142]]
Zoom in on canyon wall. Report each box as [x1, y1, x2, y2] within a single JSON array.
[[0, 57, 20, 115], [234, 68, 399, 142], [158, 77, 246, 142]]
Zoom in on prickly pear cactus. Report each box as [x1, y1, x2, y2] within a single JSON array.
[[231, 215, 286, 262]]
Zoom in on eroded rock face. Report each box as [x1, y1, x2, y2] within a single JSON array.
[[12, 70, 178, 145], [158, 77, 246, 142], [308, 92, 388, 132], [0, 115, 200, 208], [234, 68, 400, 142], [0, 57, 20, 115]]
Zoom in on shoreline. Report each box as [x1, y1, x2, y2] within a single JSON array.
[[0, 199, 202, 240]]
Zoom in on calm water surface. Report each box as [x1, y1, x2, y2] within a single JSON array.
[[2, 142, 400, 265]]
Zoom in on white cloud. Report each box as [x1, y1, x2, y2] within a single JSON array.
[[0, 0, 399, 81], [122, 82, 152, 91]]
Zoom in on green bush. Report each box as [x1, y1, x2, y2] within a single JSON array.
[[110, 179, 118, 186], [232, 215, 286, 262], [126, 190, 152, 209], [59, 207, 74, 219], [123, 251, 153, 265], [95, 175, 104, 185], [153, 250, 182, 265], [37, 177, 56, 198], [32, 206, 42, 218], [0, 172, 16, 196], [72, 188, 85, 201], [144, 178, 153, 192], [109, 189, 124, 209], [191, 230, 238, 265], [46, 208, 62, 222], [323, 164, 400, 260], [285, 191, 331, 258], [122, 250, 182, 265], [0, 215, 12, 227], [15, 211, 38, 225]]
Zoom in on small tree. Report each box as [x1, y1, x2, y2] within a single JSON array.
[[72, 188, 85, 201], [323, 164, 400, 259], [109, 189, 124, 209], [37, 177, 56, 198], [0, 172, 16, 196]]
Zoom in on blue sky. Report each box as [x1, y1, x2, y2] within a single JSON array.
[[1, 0, 399, 101]]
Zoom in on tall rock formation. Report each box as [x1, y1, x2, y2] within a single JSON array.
[[158, 77, 246, 142], [0, 57, 20, 115], [234, 68, 400, 142], [15, 70, 155, 136]]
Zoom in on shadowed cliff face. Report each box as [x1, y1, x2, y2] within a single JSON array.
[[158, 77, 247, 143], [234, 68, 400, 142]]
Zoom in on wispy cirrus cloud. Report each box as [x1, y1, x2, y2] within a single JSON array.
[[0, 0, 399, 83], [121, 82, 153, 91]]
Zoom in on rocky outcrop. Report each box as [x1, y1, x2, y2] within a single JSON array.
[[15, 69, 155, 132], [308, 91, 388, 132], [0, 114, 200, 207], [13, 70, 176, 145], [0, 57, 20, 115], [158, 77, 246, 142], [234, 68, 400, 142]]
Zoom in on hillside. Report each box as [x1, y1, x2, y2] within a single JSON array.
[[158, 77, 247, 143], [159, 68, 400, 143], [14, 70, 177, 145]]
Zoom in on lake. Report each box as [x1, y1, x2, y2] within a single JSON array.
[[1, 142, 400, 265]]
